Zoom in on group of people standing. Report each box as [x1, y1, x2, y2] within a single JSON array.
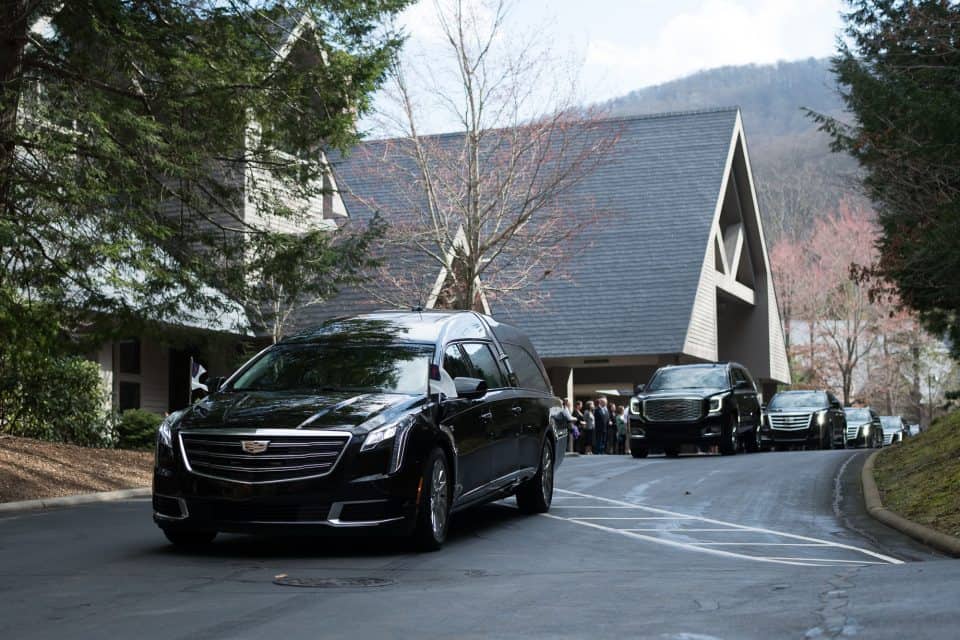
[[560, 396, 627, 455]]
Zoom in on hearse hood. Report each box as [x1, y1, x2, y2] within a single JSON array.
[[176, 391, 424, 433]]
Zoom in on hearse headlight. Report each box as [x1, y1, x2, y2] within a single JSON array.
[[708, 393, 729, 414], [630, 398, 641, 415], [362, 414, 415, 452], [157, 410, 183, 451], [156, 410, 183, 467]]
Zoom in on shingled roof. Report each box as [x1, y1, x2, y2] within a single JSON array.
[[296, 107, 788, 382]]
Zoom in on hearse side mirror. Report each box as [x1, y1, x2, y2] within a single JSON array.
[[634, 384, 645, 395], [454, 377, 488, 399]]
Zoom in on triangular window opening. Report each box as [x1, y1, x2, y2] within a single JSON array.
[[714, 236, 725, 273], [736, 237, 756, 288]]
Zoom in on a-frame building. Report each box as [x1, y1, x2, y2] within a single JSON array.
[[302, 108, 791, 401]]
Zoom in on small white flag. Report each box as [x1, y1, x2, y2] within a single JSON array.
[[190, 359, 208, 392]]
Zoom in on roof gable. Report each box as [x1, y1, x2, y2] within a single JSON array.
[[297, 109, 742, 358]]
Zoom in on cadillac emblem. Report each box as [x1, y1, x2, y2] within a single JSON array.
[[241, 440, 270, 454]]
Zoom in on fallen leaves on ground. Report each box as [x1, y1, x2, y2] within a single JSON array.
[[0, 435, 152, 503]]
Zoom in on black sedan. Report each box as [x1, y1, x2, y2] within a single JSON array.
[[153, 311, 564, 550]]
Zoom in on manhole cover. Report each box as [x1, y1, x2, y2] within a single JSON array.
[[273, 575, 395, 589]]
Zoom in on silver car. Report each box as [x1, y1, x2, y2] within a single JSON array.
[[880, 415, 908, 446]]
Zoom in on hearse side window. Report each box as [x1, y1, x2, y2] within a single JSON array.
[[443, 345, 473, 380], [503, 343, 549, 393], [460, 342, 508, 389]]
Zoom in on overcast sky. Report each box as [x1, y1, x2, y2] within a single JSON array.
[[366, 0, 846, 135]]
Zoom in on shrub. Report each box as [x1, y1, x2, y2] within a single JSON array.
[[0, 354, 114, 447], [116, 409, 163, 450]]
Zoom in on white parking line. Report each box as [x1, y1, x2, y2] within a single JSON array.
[[566, 516, 696, 521], [619, 528, 746, 532], [545, 488, 904, 567], [692, 543, 830, 547]]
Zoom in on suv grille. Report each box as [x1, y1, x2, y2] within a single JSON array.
[[769, 413, 812, 431], [179, 431, 350, 484], [643, 398, 703, 423], [846, 424, 861, 440]]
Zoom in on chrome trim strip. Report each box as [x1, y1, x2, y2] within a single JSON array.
[[181, 428, 353, 437], [153, 494, 189, 521], [178, 429, 353, 485], [187, 450, 340, 461], [323, 499, 403, 527], [457, 467, 537, 503]]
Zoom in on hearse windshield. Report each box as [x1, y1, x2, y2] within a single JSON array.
[[646, 367, 728, 391], [768, 392, 827, 409], [229, 342, 435, 395]]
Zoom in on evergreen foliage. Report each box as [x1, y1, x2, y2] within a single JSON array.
[[0, 1, 408, 346], [811, 0, 960, 357], [116, 409, 162, 450]]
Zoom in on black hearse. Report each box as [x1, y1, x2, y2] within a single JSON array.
[[153, 311, 564, 550]]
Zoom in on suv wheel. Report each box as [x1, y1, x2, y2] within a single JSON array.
[[517, 440, 554, 514], [746, 424, 762, 453], [719, 416, 738, 456], [412, 448, 450, 551]]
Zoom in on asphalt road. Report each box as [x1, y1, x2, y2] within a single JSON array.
[[1, 449, 957, 639]]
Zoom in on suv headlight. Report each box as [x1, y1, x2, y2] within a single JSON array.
[[708, 393, 729, 414], [862, 423, 871, 436], [630, 398, 641, 415], [816, 410, 828, 426]]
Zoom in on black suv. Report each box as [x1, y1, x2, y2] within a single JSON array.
[[628, 362, 762, 457], [761, 390, 846, 450], [153, 311, 564, 550]]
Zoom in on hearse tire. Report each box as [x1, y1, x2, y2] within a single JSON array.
[[517, 440, 554, 514]]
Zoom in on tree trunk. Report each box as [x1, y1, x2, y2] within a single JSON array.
[[0, 1, 28, 225]]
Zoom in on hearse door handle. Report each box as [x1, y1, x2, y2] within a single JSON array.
[[511, 406, 523, 416]]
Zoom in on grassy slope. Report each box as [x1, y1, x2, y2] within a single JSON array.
[[873, 412, 960, 538]]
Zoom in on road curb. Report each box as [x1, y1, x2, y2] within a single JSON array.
[[862, 450, 960, 557], [0, 487, 150, 515]]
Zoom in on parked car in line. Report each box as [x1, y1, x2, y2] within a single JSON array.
[[880, 415, 908, 446], [153, 311, 564, 551], [907, 423, 922, 437], [628, 362, 762, 458], [843, 407, 883, 448], [760, 390, 847, 450]]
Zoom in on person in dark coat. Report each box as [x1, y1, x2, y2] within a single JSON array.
[[594, 396, 610, 454]]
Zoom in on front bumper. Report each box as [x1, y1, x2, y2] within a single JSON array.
[[152, 437, 421, 536], [628, 414, 726, 449]]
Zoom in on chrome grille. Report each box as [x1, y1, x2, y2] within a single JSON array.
[[846, 424, 861, 440], [883, 432, 895, 445], [179, 430, 351, 484], [643, 398, 702, 422], [769, 413, 812, 431]]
